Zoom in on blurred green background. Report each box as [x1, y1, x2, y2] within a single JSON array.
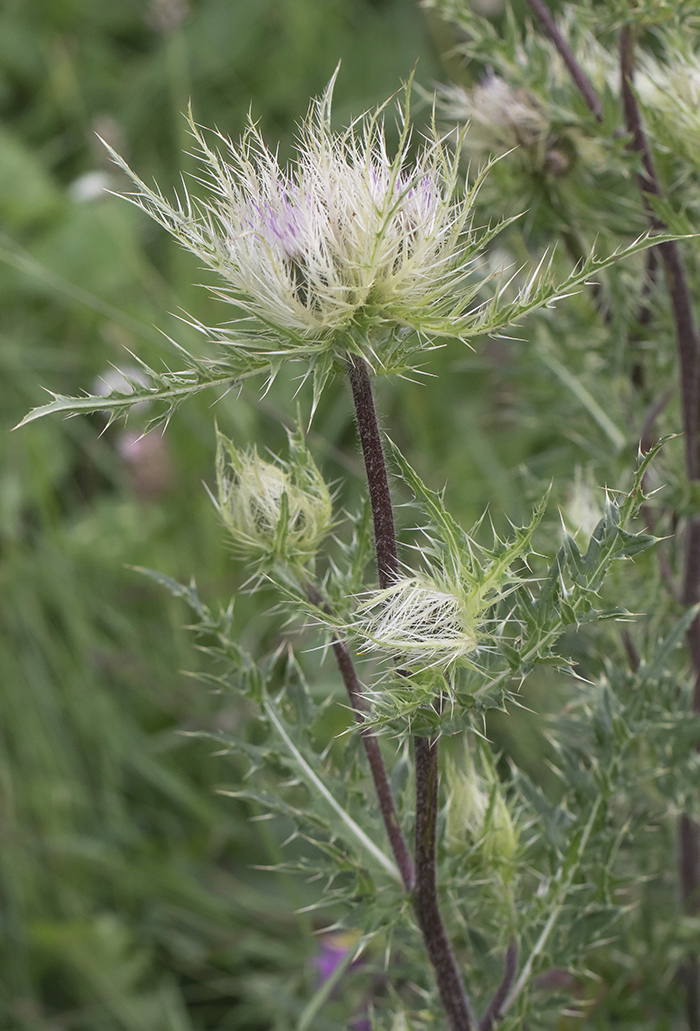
[[0, 0, 637, 1028], [0, 2, 447, 1028]]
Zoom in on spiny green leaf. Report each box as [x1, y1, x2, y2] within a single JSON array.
[[469, 234, 690, 340], [639, 603, 700, 685], [16, 369, 248, 429], [16, 344, 273, 429], [130, 566, 210, 620], [385, 435, 468, 564], [262, 690, 401, 882]]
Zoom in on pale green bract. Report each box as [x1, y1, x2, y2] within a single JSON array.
[[214, 425, 332, 568]]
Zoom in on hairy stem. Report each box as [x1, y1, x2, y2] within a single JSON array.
[[347, 353, 474, 1029], [305, 583, 414, 891], [415, 735, 475, 1031], [347, 356, 399, 589], [332, 636, 415, 890]]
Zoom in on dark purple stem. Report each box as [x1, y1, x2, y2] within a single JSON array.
[[479, 938, 518, 1031], [305, 580, 414, 890], [330, 631, 415, 891], [619, 29, 700, 486], [524, 0, 603, 122], [619, 45, 700, 1026], [347, 356, 399, 590], [415, 735, 475, 1031], [347, 354, 474, 1029]]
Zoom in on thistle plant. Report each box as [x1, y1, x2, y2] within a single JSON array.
[[20, 4, 700, 1026], [19, 62, 660, 431]]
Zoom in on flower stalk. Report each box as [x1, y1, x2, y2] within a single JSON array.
[[347, 352, 474, 1030], [306, 581, 414, 892], [347, 356, 399, 590], [414, 733, 476, 1031]]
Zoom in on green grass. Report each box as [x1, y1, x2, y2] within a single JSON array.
[[0, 1, 446, 1026]]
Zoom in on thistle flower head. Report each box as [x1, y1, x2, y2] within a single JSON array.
[[214, 427, 332, 566], [352, 570, 480, 672], [343, 447, 549, 677], [434, 75, 550, 161], [636, 47, 700, 167], [107, 68, 508, 378]]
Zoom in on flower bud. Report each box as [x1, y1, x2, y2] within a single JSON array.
[[444, 753, 518, 866], [214, 428, 332, 566], [352, 573, 479, 672], [564, 467, 603, 543]]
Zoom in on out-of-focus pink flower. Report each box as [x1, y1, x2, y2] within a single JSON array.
[[313, 936, 351, 984], [312, 932, 373, 1029], [117, 429, 174, 499]]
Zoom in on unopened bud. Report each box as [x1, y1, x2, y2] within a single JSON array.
[[444, 753, 518, 865], [215, 428, 332, 566], [564, 467, 603, 543], [353, 573, 478, 672]]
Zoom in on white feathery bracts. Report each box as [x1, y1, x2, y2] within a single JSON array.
[[103, 68, 518, 378], [352, 572, 480, 672]]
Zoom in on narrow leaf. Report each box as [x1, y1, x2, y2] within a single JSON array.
[[262, 694, 401, 882]]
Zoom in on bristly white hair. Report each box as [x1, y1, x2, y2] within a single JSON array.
[[103, 67, 510, 371]]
